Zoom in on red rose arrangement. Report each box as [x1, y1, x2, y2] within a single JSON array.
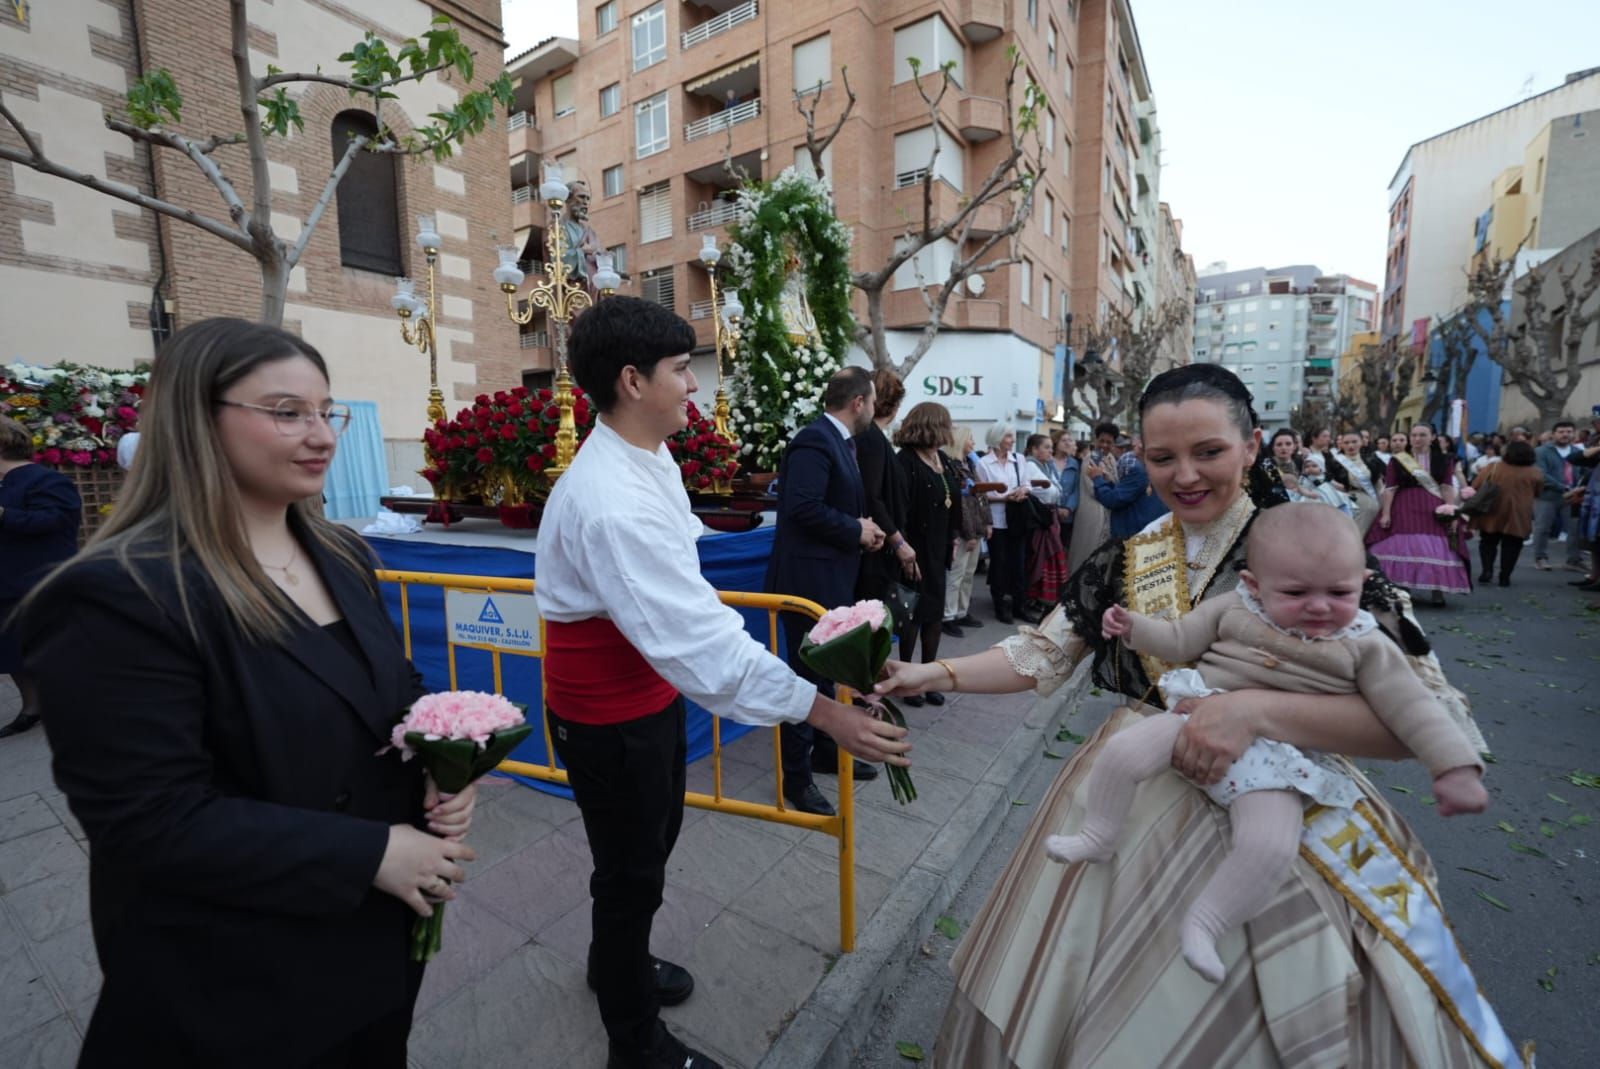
[[667, 401, 740, 491], [421, 386, 596, 501]]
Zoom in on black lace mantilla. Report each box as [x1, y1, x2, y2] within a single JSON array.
[[1059, 496, 1430, 707]]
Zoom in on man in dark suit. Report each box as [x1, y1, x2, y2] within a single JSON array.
[[765, 367, 885, 816]]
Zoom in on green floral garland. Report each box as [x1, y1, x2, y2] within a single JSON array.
[[726, 168, 854, 471]]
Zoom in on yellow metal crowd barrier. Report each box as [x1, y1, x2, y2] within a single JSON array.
[[374, 568, 861, 952]]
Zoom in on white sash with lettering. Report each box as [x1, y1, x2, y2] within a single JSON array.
[[1301, 802, 1525, 1069]]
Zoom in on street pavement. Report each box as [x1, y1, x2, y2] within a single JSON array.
[[2, 563, 1594, 1067], [853, 561, 1600, 1068], [0, 622, 1050, 1069]]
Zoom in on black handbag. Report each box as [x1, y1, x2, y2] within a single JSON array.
[[1458, 475, 1501, 518], [884, 580, 921, 624], [1005, 460, 1054, 531]]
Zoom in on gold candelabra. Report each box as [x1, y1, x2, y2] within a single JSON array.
[[697, 234, 743, 452], [495, 164, 620, 481], [391, 215, 447, 426]]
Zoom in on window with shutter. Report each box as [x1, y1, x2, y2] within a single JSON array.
[[641, 267, 675, 310], [793, 34, 831, 96], [603, 164, 624, 198], [600, 83, 621, 118], [639, 182, 672, 243], [552, 73, 575, 118], [330, 111, 402, 275]]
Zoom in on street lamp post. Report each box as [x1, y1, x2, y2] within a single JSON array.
[[493, 162, 621, 481], [696, 234, 744, 455], [390, 214, 447, 425]]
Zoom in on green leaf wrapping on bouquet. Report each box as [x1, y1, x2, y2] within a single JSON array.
[[797, 613, 895, 696], [403, 722, 535, 794]]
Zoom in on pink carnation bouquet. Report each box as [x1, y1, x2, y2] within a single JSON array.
[[799, 600, 917, 804], [388, 690, 533, 960]]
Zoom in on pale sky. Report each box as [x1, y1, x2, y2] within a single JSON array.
[[501, 1, 1600, 286]]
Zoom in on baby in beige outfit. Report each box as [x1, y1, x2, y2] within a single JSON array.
[[1047, 502, 1488, 981]]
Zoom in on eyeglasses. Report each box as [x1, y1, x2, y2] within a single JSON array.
[[217, 399, 353, 436]]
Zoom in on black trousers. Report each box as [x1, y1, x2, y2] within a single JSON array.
[[778, 611, 836, 790], [1478, 531, 1525, 580], [986, 525, 1028, 609], [549, 699, 687, 1062]]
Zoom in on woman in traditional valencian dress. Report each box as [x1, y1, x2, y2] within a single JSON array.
[[1368, 422, 1473, 606], [879, 364, 1525, 1069]]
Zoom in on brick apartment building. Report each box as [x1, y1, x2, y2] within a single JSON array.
[[506, 0, 1191, 431], [1, 0, 522, 484]]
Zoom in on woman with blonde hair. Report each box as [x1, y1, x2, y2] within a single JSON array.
[[942, 426, 989, 637], [20, 318, 478, 1066]]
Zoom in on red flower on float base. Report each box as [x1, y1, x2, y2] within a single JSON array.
[[665, 401, 740, 491], [422, 385, 597, 498]]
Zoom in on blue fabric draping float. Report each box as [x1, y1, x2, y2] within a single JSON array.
[[364, 525, 780, 797]]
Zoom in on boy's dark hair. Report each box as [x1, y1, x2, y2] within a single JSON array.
[[568, 296, 697, 412], [1093, 421, 1120, 440], [823, 366, 873, 411], [1553, 419, 1575, 431]]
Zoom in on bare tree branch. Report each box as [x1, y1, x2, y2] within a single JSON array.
[[105, 117, 245, 156], [290, 132, 368, 267], [793, 66, 854, 182], [229, 0, 271, 246], [0, 141, 252, 251], [0, 97, 45, 158]]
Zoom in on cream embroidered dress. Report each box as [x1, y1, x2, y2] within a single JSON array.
[[931, 505, 1516, 1069]]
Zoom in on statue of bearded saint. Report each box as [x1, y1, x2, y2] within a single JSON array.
[[560, 181, 602, 293], [777, 248, 820, 345]]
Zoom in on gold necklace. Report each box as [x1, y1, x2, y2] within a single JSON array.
[[1180, 492, 1254, 596], [259, 541, 301, 587]]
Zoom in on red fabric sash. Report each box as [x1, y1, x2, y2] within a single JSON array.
[[544, 617, 678, 725]]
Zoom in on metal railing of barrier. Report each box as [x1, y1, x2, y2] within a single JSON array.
[[375, 568, 860, 952]]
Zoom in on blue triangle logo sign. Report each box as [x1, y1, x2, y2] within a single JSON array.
[[477, 598, 505, 625]]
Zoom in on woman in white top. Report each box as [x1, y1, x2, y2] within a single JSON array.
[[973, 422, 1037, 624]]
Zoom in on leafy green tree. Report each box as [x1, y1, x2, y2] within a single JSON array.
[[0, 2, 512, 325]]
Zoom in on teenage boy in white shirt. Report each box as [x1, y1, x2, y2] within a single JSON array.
[[535, 297, 911, 1069]]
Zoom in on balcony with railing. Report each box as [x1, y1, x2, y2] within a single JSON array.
[[519, 330, 550, 349], [681, 0, 757, 50], [685, 97, 761, 142], [688, 199, 740, 231], [689, 298, 716, 321], [507, 111, 536, 131]]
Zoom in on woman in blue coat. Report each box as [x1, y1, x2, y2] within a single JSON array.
[[0, 414, 81, 737]]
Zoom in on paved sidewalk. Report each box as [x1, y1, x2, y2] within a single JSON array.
[[0, 624, 1059, 1068]]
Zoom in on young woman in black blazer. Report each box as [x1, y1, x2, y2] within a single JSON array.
[[21, 318, 478, 1067]]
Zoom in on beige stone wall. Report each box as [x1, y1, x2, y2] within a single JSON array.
[[2, 0, 520, 480], [0, 0, 162, 364]]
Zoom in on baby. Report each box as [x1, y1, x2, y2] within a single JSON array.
[[1046, 501, 1488, 982]]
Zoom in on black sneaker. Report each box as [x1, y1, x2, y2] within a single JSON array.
[[587, 956, 695, 1007], [940, 621, 964, 638], [957, 614, 983, 628], [608, 1023, 725, 1069]]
